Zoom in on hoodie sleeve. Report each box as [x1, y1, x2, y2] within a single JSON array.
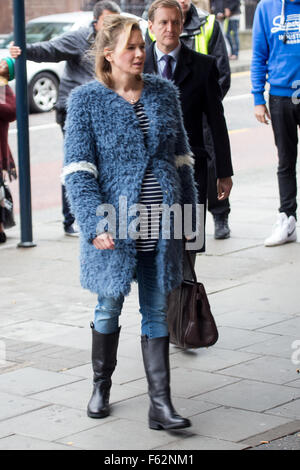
[[251, 3, 269, 106]]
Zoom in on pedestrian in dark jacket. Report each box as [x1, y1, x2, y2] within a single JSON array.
[[9, 0, 121, 237], [210, 0, 225, 19], [0, 58, 17, 244], [224, 0, 241, 15], [63, 14, 198, 429], [224, 0, 241, 59], [210, 0, 227, 42]]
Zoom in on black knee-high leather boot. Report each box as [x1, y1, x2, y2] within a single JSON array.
[[141, 335, 191, 430], [87, 323, 121, 419]]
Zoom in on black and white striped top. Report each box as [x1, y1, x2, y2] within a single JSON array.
[[132, 101, 163, 252], [133, 101, 150, 137]]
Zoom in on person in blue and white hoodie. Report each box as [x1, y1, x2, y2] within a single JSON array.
[[251, 0, 300, 247]]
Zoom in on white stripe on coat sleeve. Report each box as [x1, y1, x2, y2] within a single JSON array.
[[61, 161, 99, 184], [175, 153, 195, 168]]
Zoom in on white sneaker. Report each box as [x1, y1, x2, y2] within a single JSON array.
[[264, 213, 297, 247], [287, 215, 297, 243]]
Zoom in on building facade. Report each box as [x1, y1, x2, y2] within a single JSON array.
[[0, 0, 259, 35], [0, 0, 146, 34]]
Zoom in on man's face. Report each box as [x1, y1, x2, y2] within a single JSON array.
[[0, 60, 9, 81], [94, 9, 117, 32], [177, 0, 191, 16], [148, 7, 183, 53]]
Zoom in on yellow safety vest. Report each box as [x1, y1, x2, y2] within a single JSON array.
[[147, 14, 216, 56], [194, 14, 216, 55]]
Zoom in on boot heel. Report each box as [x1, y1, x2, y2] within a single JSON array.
[[88, 326, 120, 421], [149, 419, 163, 430], [87, 409, 109, 419]]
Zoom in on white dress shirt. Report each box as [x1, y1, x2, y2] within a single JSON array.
[[154, 42, 181, 78]]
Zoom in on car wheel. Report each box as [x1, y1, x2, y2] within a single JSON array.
[[29, 72, 59, 113]]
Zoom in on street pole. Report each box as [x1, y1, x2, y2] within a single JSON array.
[[13, 0, 36, 248]]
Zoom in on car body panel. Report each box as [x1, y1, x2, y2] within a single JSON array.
[[0, 11, 147, 111]]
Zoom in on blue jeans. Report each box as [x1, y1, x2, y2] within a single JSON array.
[[226, 19, 240, 57], [94, 251, 168, 338]]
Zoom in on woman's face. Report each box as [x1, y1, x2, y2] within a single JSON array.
[[107, 28, 146, 77]]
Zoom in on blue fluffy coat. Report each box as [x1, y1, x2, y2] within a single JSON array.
[[63, 74, 197, 298]]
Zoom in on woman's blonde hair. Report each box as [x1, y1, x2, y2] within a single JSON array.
[[92, 14, 142, 88]]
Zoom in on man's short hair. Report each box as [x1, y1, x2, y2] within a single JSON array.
[[93, 1, 121, 20], [148, 0, 183, 22]]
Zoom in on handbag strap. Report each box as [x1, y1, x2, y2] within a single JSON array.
[[184, 249, 198, 284]]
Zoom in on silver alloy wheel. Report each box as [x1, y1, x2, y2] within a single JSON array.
[[30, 73, 59, 113]]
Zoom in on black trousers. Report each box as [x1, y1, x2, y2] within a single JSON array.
[[269, 95, 300, 220], [56, 108, 75, 229]]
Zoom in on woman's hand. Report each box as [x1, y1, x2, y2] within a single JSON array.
[[9, 42, 22, 59], [92, 232, 115, 250]]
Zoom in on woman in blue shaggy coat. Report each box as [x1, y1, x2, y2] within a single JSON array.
[[63, 15, 198, 430]]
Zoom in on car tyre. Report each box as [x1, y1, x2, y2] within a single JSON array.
[[28, 71, 59, 113]]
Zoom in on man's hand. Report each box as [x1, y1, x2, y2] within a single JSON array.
[[9, 42, 22, 59], [217, 177, 233, 200], [224, 8, 231, 17], [92, 232, 115, 250], [216, 12, 225, 20], [254, 104, 271, 125]]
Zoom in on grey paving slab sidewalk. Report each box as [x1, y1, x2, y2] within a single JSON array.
[[229, 49, 252, 73], [1, 145, 300, 449]]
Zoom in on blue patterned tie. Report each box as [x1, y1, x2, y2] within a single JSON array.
[[161, 55, 173, 80]]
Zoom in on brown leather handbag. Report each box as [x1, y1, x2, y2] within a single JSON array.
[[167, 250, 218, 349]]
